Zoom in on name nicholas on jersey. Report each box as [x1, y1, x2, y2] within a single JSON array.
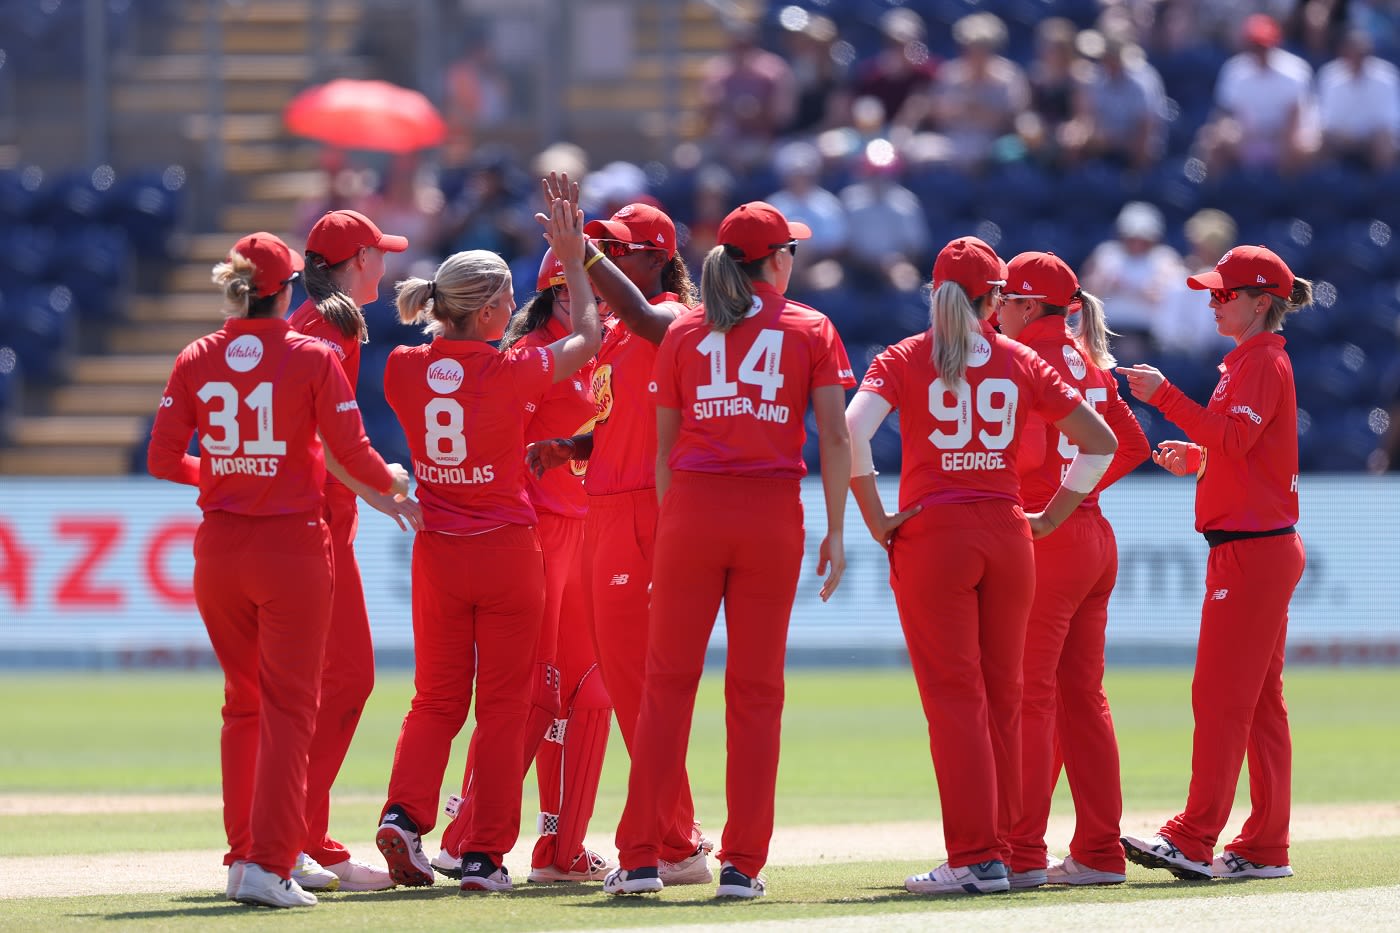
[[692, 397, 791, 423], [414, 461, 496, 485], [209, 456, 280, 477]]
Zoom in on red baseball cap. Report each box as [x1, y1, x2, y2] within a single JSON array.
[[715, 200, 812, 263], [584, 203, 677, 260], [1003, 251, 1079, 306], [1243, 13, 1282, 48], [230, 232, 304, 299], [932, 236, 1007, 300], [536, 240, 596, 291], [1186, 245, 1293, 298], [306, 209, 409, 266]]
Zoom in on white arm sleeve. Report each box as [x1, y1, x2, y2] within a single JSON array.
[[845, 390, 893, 477]]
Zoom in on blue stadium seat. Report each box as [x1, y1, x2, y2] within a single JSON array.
[[106, 167, 186, 259], [0, 168, 45, 224], [64, 225, 132, 322], [1311, 405, 1386, 471], [4, 283, 76, 384]]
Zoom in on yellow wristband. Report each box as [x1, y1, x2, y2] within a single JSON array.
[[584, 251, 604, 271]]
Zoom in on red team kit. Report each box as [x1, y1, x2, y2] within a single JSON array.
[[150, 189, 1309, 906]]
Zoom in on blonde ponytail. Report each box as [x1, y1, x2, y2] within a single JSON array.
[[700, 245, 757, 333], [1072, 288, 1117, 369], [929, 281, 979, 390], [1263, 277, 1314, 333], [211, 252, 274, 318], [395, 249, 510, 337]]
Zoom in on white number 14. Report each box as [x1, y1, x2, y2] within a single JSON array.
[[695, 328, 786, 401]]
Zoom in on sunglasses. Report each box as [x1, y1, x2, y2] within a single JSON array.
[[770, 240, 799, 256], [1210, 285, 1276, 303], [598, 240, 663, 259]]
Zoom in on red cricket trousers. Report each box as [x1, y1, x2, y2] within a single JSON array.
[[444, 511, 611, 871], [1160, 532, 1305, 865], [304, 483, 375, 866], [382, 524, 544, 862], [890, 499, 1036, 868], [194, 509, 333, 878], [616, 472, 804, 877], [1009, 508, 1124, 873], [584, 488, 704, 862]]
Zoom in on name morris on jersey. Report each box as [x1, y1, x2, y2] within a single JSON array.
[[209, 456, 280, 477]]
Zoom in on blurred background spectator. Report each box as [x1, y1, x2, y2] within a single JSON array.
[[929, 13, 1029, 171], [1316, 28, 1400, 172], [700, 16, 798, 172], [1081, 201, 1186, 360], [839, 141, 930, 297], [1196, 13, 1318, 175], [1063, 32, 1168, 172], [1154, 208, 1239, 358], [850, 7, 938, 135], [766, 140, 849, 293]]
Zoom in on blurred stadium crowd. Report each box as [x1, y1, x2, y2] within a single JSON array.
[[3, 0, 1400, 473]]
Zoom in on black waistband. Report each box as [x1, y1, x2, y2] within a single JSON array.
[[1203, 526, 1296, 548]]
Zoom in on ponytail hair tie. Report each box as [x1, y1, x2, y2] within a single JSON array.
[[427, 280, 437, 301]]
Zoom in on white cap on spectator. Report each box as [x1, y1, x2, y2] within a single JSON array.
[[1117, 201, 1165, 241]]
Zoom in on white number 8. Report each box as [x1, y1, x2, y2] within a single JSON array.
[[425, 397, 466, 465]]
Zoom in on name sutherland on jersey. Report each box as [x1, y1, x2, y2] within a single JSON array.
[[414, 462, 496, 485], [692, 397, 791, 424]]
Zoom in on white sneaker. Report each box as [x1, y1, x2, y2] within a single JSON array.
[[905, 860, 1010, 895], [1213, 850, 1293, 879], [324, 857, 394, 892], [716, 862, 765, 899], [459, 852, 513, 893], [291, 853, 341, 892], [234, 862, 317, 908], [1009, 868, 1048, 889], [528, 848, 615, 883], [603, 866, 663, 895], [659, 847, 713, 885], [225, 861, 246, 901], [375, 809, 434, 887], [1121, 834, 1212, 881], [430, 849, 463, 880], [1045, 855, 1127, 885]]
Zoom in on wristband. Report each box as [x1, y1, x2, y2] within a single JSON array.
[[1062, 450, 1114, 494], [584, 251, 604, 271]]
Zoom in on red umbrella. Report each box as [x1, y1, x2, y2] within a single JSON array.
[[283, 78, 447, 154]]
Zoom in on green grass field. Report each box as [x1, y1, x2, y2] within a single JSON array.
[[1, 667, 1397, 930]]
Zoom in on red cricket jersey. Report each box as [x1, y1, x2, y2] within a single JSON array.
[[652, 282, 855, 478], [1150, 332, 1299, 533], [384, 338, 554, 534], [586, 293, 687, 496], [148, 316, 393, 514], [516, 316, 595, 520], [288, 298, 363, 490], [859, 322, 1081, 511], [287, 299, 361, 388], [1015, 316, 1149, 512]]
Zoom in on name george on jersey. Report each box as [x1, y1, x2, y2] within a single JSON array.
[[941, 451, 1005, 471], [692, 396, 791, 423], [209, 456, 280, 477], [414, 461, 496, 485]]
